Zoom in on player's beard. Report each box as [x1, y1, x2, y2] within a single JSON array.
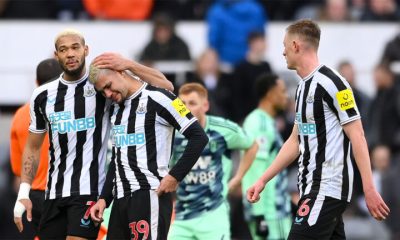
[[61, 58, 86, 78]]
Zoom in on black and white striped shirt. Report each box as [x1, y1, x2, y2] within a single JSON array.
[[295, 65, 360, 202], [109, 83, 197, 199], [29, 72, 110, 200]]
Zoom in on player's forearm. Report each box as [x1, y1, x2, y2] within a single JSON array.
[[259, 135, 299, 184], [169, 122, 209, 181], [343, 120, 375, 191], [233, 142, 258, 180], [349, 132, 374, 190], [99, 159, 116, 207], [127, 61, 173, 91], [21, 149, 40, 184], [21, 133, 45, 184]]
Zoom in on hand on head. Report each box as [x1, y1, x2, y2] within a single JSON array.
[[93, 52, 130, 72]]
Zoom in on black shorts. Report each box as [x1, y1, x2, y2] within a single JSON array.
[[107, 190, 172, 240], [30, 190, 45, 234], [39, 195, 100, 240], [288, 195, 348, 240]]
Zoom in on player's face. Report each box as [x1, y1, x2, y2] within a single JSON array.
[[179, 92, 209, 121], [272, 79, 288, 111], [55, 35, 88, 80], [282, 33, 296, 70], [95, 72, 126, 103]]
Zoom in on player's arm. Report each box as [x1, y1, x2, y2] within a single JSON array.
[[99, 158, 116, 206], [14, 132, 45, 232], [20, 132, 45, 183], [247, 125, 300, 203], [92, 52, 174, 91], [91, 158, 116, 223], [157, 122, 209, 196], [228, 141, 259, 193], [343, 119, 390, 221]]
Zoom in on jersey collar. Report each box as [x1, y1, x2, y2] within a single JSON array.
[[60, 71, 88, 85], [303, 64, 323, 81]]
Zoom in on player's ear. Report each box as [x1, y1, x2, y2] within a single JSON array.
[[204, 98, 210, 112], [84, 45, 89, 57]]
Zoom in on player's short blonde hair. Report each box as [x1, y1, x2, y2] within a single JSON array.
[[88, 64, 112, 84], [286, 19, 320, 50], [54, 28, 85, 50], [179, 83, 208, 99]]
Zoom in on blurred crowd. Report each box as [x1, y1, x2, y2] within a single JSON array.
[[1, 0, 400, 239], [1, 0, 400, 22]]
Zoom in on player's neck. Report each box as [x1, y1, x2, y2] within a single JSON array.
[[296, 54, 320, 79], [199, 115, 206, 129], [259, 100, 276, 117], [62, 68, 86, 82], [126, 75, 144, 96]]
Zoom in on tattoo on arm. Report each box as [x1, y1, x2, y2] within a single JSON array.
[[23, 155, 38, 183]]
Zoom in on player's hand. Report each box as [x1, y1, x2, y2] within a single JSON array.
[[90, 199, 106, 223], [156, 174, 178, 196], [13, 198, 32, 233], [93, 52, 130, 71], [364, 187, 390, 221], [247, 180, 266, 203], [228, 176, 241, 194]]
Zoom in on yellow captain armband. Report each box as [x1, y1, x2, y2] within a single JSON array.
[[171, 98, 190, 117], [336, 89, 355, 111]]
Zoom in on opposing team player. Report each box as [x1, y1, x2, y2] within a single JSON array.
[[242, 74, 292, 240], [168, 83, 258, 240]]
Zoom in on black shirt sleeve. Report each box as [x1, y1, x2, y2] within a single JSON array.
[[168, 121, 208, 181], [99, 158, 116, 207]]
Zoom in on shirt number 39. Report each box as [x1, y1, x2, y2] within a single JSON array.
[[129, 220, 149, 240]]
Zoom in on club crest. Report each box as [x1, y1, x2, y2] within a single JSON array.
[[136, 102, 147, 114], [306, 94, 314, 104], [84, 84, 96, 97]]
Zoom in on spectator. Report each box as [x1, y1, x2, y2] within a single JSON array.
[[381, 32, 400, 80], [360, 0, 400, 21], [366, 64, 400, 155], [139, 12, 191, 63], [0, 0, 57, 19], [83, 0, 153, 20], [152, 0, 212, 20], [381, 152, 400, 239], [206, 0, 267, 72], [139, 12, 191, 86], [295, 0, 351, 21], [337, 60, 371, 122], [349, 0, 367, 20], [56, 0, 88, 20], [260, 0, 306, 21], [188, 48, 231, 117], [319, 0, 351, 21], [232, 31, 273, 123]]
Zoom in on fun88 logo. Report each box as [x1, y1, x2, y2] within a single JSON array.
[[296, 113, 316, 135], [50, 111, 96, 134], [114, 132, 146, 148]]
